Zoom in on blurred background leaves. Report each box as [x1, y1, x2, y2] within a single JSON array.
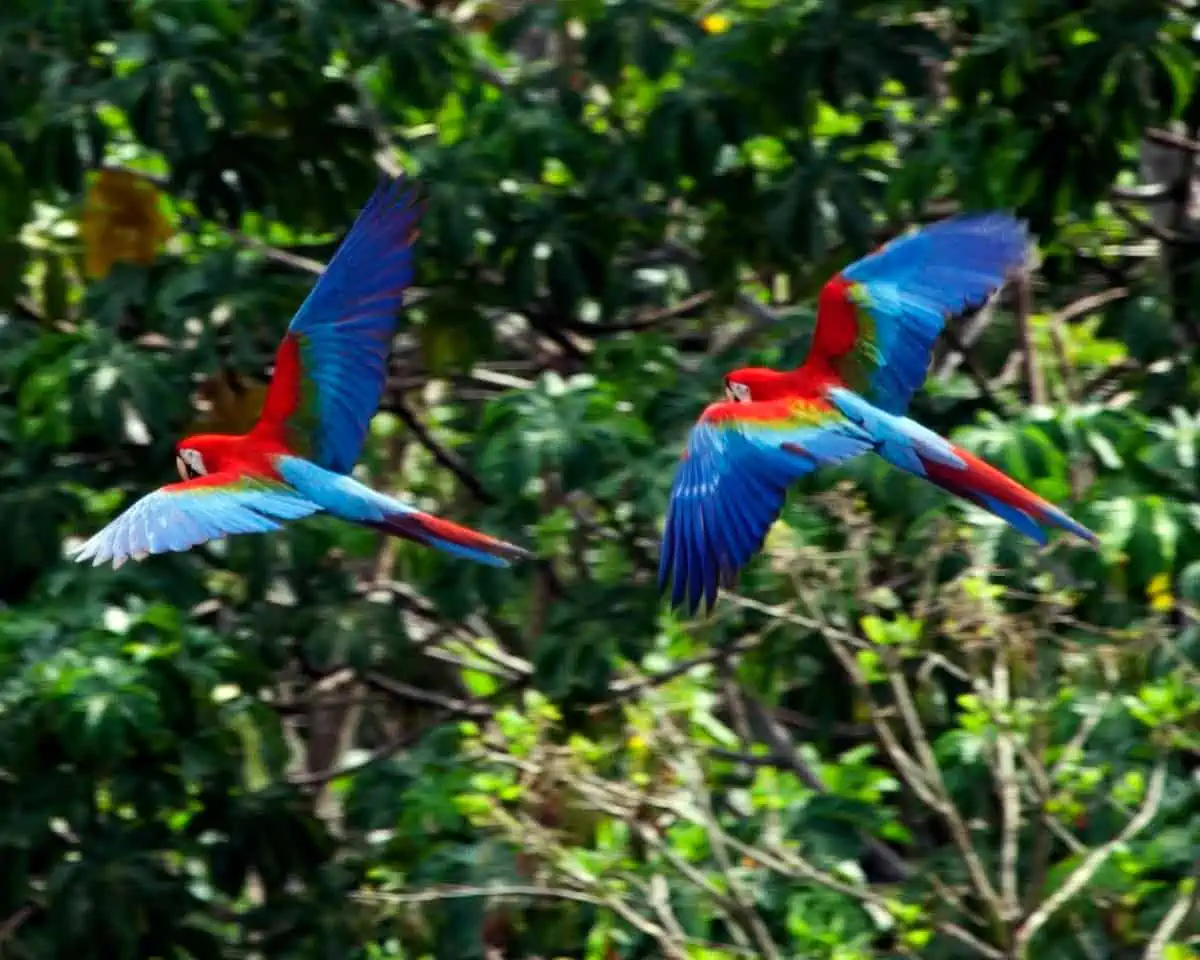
[[1, 0, 1199, 956]]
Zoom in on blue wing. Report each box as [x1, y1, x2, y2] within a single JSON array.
[[659, 399, 873, 615], [71, 473, 321, 568], [256, 176, 424, 473], [812, 214, 1029, 415]]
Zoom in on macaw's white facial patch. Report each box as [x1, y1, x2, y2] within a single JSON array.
[[176, 448, 207, 481], [725, 381, 752, 403]]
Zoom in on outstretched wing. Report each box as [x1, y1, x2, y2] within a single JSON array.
[[256, 176, 424, 473], [808, 214, 1029, 415], [71, 473, 321, 568], [659, 398, 873, 615]]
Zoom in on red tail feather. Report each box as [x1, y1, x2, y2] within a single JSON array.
[[368, 510, 530, 563], [922, 445, 1098, 546]]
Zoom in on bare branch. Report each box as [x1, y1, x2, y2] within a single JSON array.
[[1145, 126, 1200, 154], [697, 820, 1006, 960], [392, 393, 496, 504], [880, 640, 1007, 923], [733, 687, 914, 883], [0, 905, 34, 948], [595, 632, 772, 707], [662, 717, 784, 960], [1014, 270, 1045, 405], [355, 882, 700, 958], [1016, 763, 1167, 952], [1112, 182, 1175, 203], [362, 671, 493, 716], [938, 320, 1013, 411], [288, 677, 529, 787], [992, 654, 1022, 923], [726, 593, 1007, 923], [1054, 286, 1131, 325], [1144, 869, 1200, 959]]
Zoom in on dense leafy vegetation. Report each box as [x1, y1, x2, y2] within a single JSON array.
[[1, 0, 1199, 956]]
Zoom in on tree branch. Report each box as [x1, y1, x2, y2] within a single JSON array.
[[733, 686, 914, 883], [1014, 270, 1045, 405], [391, 394, 496, 504], [1015, 763, 1167, 952], [992, 654, 1022, 924], [288, 676, 529, 787], [1143, 866, 1200, 958]]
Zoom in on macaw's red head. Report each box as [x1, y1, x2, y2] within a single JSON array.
[[175, 436, 213, 482], [723, 367, 795, 404], [174, 434, 234, 481]]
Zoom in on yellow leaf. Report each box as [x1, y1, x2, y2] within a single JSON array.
[[1150, 591, 1174, 613], [81, 169, 174, 280], [701, 12, 731, 34], [1147, 572, 1174, 611]]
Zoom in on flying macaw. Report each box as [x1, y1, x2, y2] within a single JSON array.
[[659, 214, 1098, 614], [73, 176, 529, 570]]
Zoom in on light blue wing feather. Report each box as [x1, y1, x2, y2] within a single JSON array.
[[257, 176, 424, 473], [274, 455, 528, 567], [274, 455, 420, 522], [823, 214, 1029, 414], [825, 386, 965, 476], [659, 399, 873, 615], [71, 473, 321, 568]]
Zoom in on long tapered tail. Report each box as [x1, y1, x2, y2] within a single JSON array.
[[825, 386, 1098, 547], [365, 511, 532, 567], [270, 454, 531, 568], [918, 444, 1098, 547]]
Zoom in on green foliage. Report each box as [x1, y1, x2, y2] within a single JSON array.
[[2, 0, 1200, 957]]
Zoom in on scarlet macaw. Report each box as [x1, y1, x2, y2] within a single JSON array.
[[74, 176, 529, 569], [659, 215, 1098, 613]]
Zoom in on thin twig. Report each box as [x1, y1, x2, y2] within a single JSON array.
[[727, 593, 1007, 923], [992, 653, 1022, 923], [356, 883, 606, 908], [288, 677, 529, 786], [1014, 270, 1045, 405], [356, 882, 691, 957], [1054, 286, 1131, 326], [735, 688, 913, 883], [1015, 763, 1167, 953], [362, 671, 493, 716], [1143, 865, 1200, 958], [939, 321, 1011, 411], [1146, 126, 1200, 154], [692, 819, 1006, 960], [880, 641, 1007, 925], [392, 395, 496, 504], [594, 632, 771, 707], [226, 227, 327, 274], [0, 905, 33, 949], [662, 716, 784, 960]]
